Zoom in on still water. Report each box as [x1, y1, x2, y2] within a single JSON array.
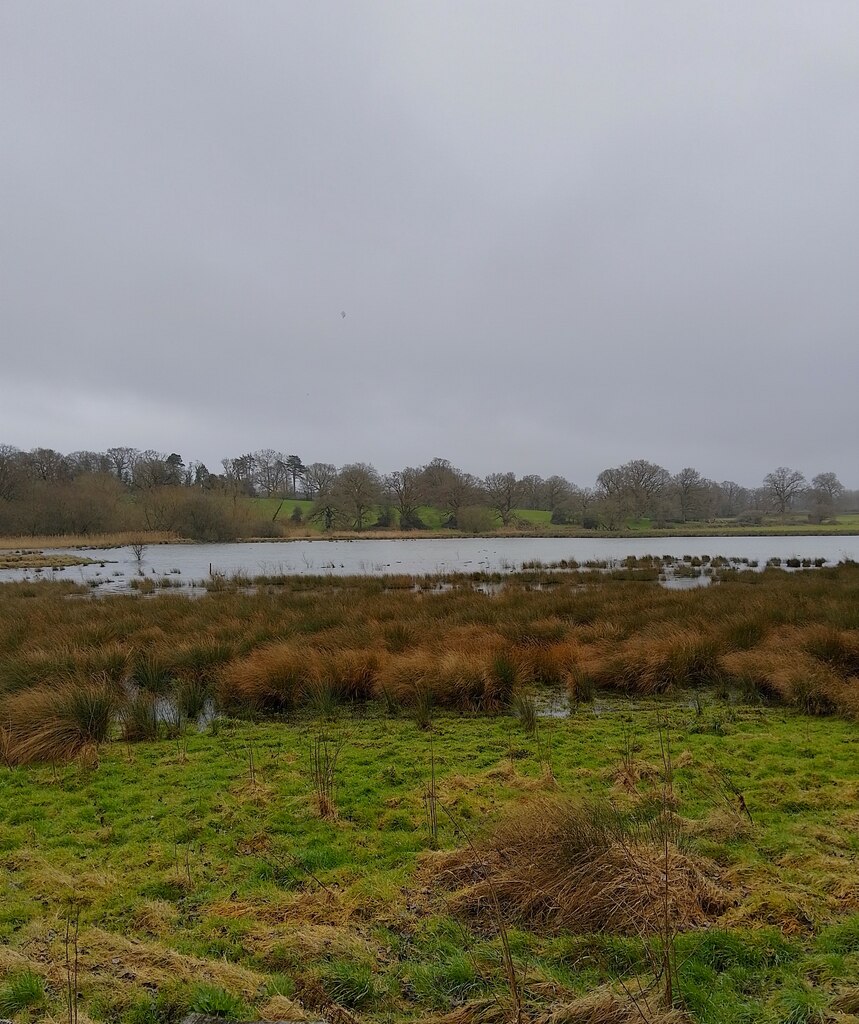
[[3, 535, 858, 592]]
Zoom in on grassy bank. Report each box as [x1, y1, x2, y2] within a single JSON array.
[[3, 514, 859, 549]]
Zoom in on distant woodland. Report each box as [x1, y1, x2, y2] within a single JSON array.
[[0, 444, 854, 540]]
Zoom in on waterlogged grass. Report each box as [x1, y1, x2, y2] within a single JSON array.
[[1, 698, 858, 1022], [0, 551, 96, 570]]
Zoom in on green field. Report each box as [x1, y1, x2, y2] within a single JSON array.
[[246, 498, 859, 538], [2, 698, 859, 1024]]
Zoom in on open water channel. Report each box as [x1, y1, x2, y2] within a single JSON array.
[[3, 535, 859, 592]]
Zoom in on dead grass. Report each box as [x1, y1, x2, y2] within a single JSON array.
[[832, 987, 859, 1014], [0, 531, 179, 550], [258, 994, 312, 1020], [427, 796, 730, 936], [0, 678, 119, 765], [537, 991, 691, 1024], [430, 991, 690, 1024], [218, 642, 320, 710]]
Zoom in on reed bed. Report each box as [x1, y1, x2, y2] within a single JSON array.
[[0, 530, 179, 550], [1, 565, 858, 763]]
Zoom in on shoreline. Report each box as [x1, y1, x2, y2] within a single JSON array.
[[2, 524, 859, 549]]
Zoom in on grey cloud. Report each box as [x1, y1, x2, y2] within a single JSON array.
[[2, 1, 858, 485]]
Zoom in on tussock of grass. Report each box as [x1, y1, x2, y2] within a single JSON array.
[[218, 642, 320, 710], [1, 677, 118, 764], [427, 796, 729, 936]]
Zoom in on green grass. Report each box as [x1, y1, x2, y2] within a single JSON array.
[[1, 696, 858, 1022], [251, 497, 316, 524], [245, 497, 859, 537], [512, 507, 553, 525]]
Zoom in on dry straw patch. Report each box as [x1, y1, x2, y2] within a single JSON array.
[[71, 925, 266, 995], [429, 990, 690, 1024], [206, 888, 355, 929], [258, 994, 312, 1021], [128, 899, 180, 937], [427, 796, 729, 937], [0, 531, 178, 550], [249, 922, 379, 963]]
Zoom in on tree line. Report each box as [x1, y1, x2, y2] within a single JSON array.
[[0, 444, 854, 539]]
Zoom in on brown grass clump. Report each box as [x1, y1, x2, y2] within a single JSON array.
[[720, 644, 846, 714], [427, 796, 728, 936], [832, 987, 859, 1014], [129, 899, 180, 937], [518, 640, 581, 686], [316, 647, 386, 700], [375, 646, 514, 711], [258, 994, 311, 1021], [0, 677, 120, 765], [586, 626, 722, 694], [218, 642, 319, 710], [430, 991, 689, 1024], [537, 991, 690, 1024]]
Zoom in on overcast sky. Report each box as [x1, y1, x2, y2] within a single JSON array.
[[2, 2, 858, 486]]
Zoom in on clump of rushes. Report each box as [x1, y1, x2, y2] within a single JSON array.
[[120, 689, 160, 741], [430, 794, 728, 936], [174, 675, 210, 721], [5, 563, 859, 743], [1, 675, 119, 765], [510, 689, 538, 736], [131, 649, 174, 695], [218, 642, 319, 711]]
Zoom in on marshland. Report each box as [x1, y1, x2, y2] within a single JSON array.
[[1, 565, 858, 1023]]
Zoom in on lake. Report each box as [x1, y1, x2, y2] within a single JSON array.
[[3, 535, 859, 592]]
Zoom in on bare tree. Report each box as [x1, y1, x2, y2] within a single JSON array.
[[332, 462, 381, 530], [384, 467, 426, 529], [0, 445, 24, 501], [484, 472, 524, 526], [66, 450, 112, 477], [106, 446, 139, 485], [253, 449, 287, 497], [543, 475, 573, 514], [811, 471, 844, 506], [418, 459, 481, 526], [302, 462, 337, 500], [717, 480, 747, 517], [26, 447, 70, 483], [672, 467, 706, 522], [519, 474, 545, 509], [810, 471, 844, 520], [763, 466, 807, 516], [621, 459, 671, 518], [596, 459, 670, 522], [221, 454, 257, 496]]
